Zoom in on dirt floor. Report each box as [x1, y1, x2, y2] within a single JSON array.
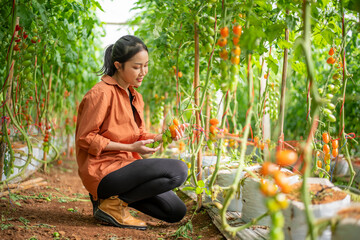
[[0, 157, 225, 240]]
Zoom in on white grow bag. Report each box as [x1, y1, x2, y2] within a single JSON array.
[[241, 166, 300, 226], [283, 178, 350, 240], [331, 204, 360, 240]]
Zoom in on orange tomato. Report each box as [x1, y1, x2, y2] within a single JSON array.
[[232, 25, 242, 36], [259, 142, 265, 150], [329, 47, 335, 56], [233, 36, 239, 46], [169, 124, 178, 138], [231, 56, 240, 65], [179, 141, 185, 151], [332, 148, 338, 158], [220, 27, 229, 38], [217, 37, 227, 47], [275, 150, 298, 166], [327, 57, 336, 65], [264, 73, 268, 79], [274, 171, 291, 194], [323, 144, 330, 154], [219, 48, 228, 60], [173, 118, 179, 126], [261, 162, 279, 176], [254, 136, 259, 146], [209, 118, 219, 126], [317, 160, 322, 168], [178, 71, 183, 78], [232, 46, 241, 56], [332, 140, 338, 149], [322, 132, 330, 144], [260, 179, 277, 197], [209, 125, 219, 135]]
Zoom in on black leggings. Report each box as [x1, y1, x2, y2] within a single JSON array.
[[97, 158, 188, 223]]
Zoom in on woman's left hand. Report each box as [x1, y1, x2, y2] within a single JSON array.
[[173, 123, 189, 141]]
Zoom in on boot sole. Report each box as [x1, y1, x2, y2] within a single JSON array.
[[94, 209, 147, 230]]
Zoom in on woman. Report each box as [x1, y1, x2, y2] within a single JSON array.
[[75, 35, 188, 230]]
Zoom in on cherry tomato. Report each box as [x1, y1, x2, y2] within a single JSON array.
[[169, 124, 178, 138], [230, 56, 240, 65], [317, 160, 322, 168], [327, 57, 336, 64], [274, 171, 291, 194], [232, 25, 242, 36], [275, 193, 289, 209], [323, 144, 330, 154], [217, 37, 227, 47], [259, 142, 265, 150], [261, 162, 279, 176], [325, 164, 330, 172], [329, 47, 335, 56], [232, 36, 239, 46], [232, 46, 241, 56], [332, 140, 338, 149], [220, 27, 229, 38], [332, 148, 338, 157], [209, 118, 219, 126], [254, 136, 259, 146], [173, 118, 179, 126], [275, 150, 298, 167], [209, 125, 218, 134], [259, 179, 277, 197], [322, 132, 330, 144], [219, 48, 228, 60]]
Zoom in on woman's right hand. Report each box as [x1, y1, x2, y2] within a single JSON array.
[[131, 139, 160, 155]]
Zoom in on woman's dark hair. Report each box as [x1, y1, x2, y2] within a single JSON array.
[[98, 35, 148, 76]]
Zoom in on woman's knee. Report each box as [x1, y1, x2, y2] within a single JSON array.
[[169, 160, 188, 186], [164, 200, 187, 223]]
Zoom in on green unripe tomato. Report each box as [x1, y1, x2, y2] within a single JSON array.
[[207, 26, 215, 36], [327, 102, 335, 110], [207, 16, 216, 23], [328, 84, 335, 92], [266, 198, 280, 213], [327, 114, 336, 122], [326, 93, 333, 99], [205, 43, 212, 53], [323, 108, 332, 116], [207, 35, 214, 45]]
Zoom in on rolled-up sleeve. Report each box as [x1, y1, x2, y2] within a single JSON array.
[[76, 90, 111, 156]]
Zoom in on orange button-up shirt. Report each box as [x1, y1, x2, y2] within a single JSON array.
[[75, 75, 156, 200]]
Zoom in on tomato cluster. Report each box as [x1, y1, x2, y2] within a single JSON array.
[[264, 78, 280, 121], [43, 125, 51, 153], [316, 132, 339, 176], [207, 118, 219, 151], [162, 118, 181, 148], [217, 19, 243, 92], [259, 158, 296, 240], [253, 136, 266, 150]]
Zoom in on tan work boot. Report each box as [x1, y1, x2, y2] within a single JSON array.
[[94, 196, 147, 230]]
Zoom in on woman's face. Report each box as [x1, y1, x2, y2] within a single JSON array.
[[115, 50, 149, 89]]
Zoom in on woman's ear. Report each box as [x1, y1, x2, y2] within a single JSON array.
[[114, 61, 122, 71]]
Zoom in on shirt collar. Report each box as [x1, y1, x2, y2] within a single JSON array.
[[101, 75, 136, 96]]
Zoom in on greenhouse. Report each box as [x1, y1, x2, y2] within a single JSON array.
[[1, 0, 360, 239]]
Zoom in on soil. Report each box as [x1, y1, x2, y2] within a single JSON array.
[[0, 157, 225, 240], [337, 206, 360, 220], [287, 183, 347, 204]]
